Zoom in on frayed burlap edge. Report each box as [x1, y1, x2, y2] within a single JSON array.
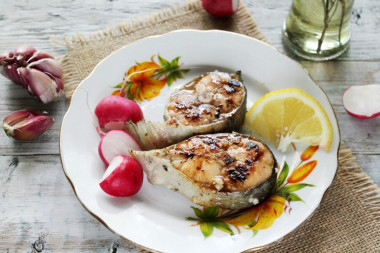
[[250, 143, 380, 253], [53, 0, 380, 251], [137, 145, 380, 253], [338, 144, 380, 221], [54, 0, 268, 99], [53, 0, 268, 49]]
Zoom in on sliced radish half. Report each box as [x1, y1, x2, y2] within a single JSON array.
[[343, 84, 380, 119], [100, 155, 143, 197], [98, 129, 141, 166]]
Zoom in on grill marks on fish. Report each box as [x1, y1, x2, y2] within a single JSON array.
[[125, 71, 247, 150], [227, 164, 249, 182], [159, 134, 270, 193], [130, 133, 277, 209], [165, 71, 245, 126]]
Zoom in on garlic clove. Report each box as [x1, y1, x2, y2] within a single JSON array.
[[2, 64, 23, 85], [1, 52, 16, 66], [29, 58, 63, 78], [2, 110, 54, 141], [14, 46, 36, 65], [18, 68, 59, 104], [48, 74, 64, 92], [2, 109, 38, 125], [27, 51, 54, 63]]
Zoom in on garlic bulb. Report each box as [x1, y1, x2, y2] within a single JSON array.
[[0, 46, 64, 103]]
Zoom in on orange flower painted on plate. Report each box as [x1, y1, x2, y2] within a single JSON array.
[[126, 61, 166, 101], [226, 195, 286, 230], [288, 160, 317, 184], [113, 55, 190, 101], [247, 195, 286, 230], [301, 145, 319, 161], [187, 145, 319, 238]]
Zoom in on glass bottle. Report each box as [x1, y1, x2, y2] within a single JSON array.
[[282, 0, 354, 61]]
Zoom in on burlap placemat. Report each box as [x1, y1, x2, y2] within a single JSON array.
[[60, 0, 267, 99], [58, 0, 380, 252]]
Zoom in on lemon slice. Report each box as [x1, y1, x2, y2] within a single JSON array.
[[244, 88, 333, 152]]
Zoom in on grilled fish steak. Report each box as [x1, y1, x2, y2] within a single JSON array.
[[130, 133, 277, 209], [125, 71, 247, 150]]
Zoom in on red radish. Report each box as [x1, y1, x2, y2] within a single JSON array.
[[343, 84, 380, 119], [201, 0, 239, 17], [100, 155, 143, 197], [95, 95, 143, 131], [98, 129, 141, 166]]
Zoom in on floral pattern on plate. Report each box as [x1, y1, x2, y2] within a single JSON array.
[[187, 145, 319, 238], [60, 30, 340, 253], [112, 54, 190, 101]]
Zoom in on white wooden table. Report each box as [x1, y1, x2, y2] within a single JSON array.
[[1, 0, 379, 252]]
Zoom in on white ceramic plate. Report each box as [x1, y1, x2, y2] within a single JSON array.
[[60, 30, 340, 253]]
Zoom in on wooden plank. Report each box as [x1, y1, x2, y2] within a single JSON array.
[[249, 0, 380, 61], [0, 154, 139, 252], [0, 0, 379, 251], [301, 61, 380, 154], [355, 153, 380, 187]]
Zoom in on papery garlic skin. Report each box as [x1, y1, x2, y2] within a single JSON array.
[[2, 109, 54, 140], [0, 46, 64, 104]]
